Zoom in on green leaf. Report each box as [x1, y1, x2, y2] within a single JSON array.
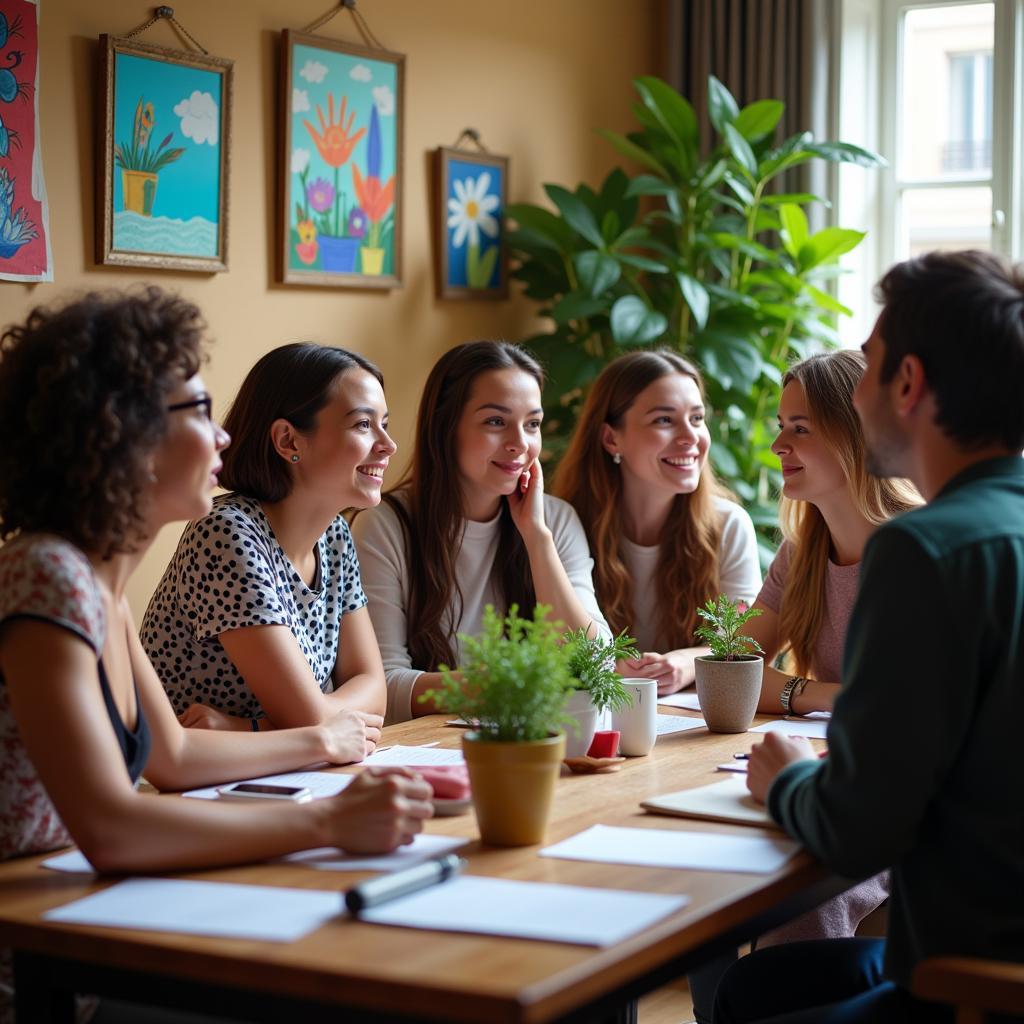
[[778, 203, 809, 259], [724, 123, 757, 177], [506, 203, 574, 252], [707, 75, 740, 133], [799, 227, 866, 269], [474, 245, 499, 288], [805, 141, 886, 168], [677, 273, 710, 330], [551, 292, 609, 325], [597, 128, 671, 179], [733, 99, 784, 141], [574, 251, 621, 297], [634, 75, 698, 157], [802, 282, 853, 316], [625, 174, 679, 198], [601, 210, 621, 243], [761, 192, 831, 208], [723, 173, 755, 205], [611, 226, 654, 249], [544, 185, 604, 247], [698, 158, 729, 189], [610, 296, 668, 346], [615, 252, 670, 273]]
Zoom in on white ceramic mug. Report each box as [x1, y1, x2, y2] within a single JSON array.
[[610, 678, 658, 756]]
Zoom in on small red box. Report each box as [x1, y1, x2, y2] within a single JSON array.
[[587, 730, 620, 758]]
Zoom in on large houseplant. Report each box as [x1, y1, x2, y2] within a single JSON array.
[[424, 604, 574, 846], [507, 75, 883, 562]]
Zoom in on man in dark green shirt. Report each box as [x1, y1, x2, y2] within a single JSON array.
[[714, 251, 1024, 1024]]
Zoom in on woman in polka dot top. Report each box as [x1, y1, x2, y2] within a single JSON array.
[[143, 344, 394, 752]]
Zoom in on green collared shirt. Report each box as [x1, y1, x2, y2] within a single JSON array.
[[769, 455, 1024, 987]]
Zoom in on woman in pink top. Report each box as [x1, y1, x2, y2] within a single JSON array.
[[687, 350, 919, 1024]]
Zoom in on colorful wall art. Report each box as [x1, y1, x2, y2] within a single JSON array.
[[434, 146, 508, 299], [279, 30, 403, 288], [97, 35, 233, 271], [0, 0, 52, 283]]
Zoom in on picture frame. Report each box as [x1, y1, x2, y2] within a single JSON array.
[[97, 34, 233, 272], [433, 146, 508, 300], [279, 29, 404, 288]]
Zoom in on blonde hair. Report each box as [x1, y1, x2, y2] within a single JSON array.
[[777, 350, 920, 675], [554, 350, 726, 650]]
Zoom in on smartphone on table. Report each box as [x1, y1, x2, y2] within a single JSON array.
[[216, 782, 313, 803]]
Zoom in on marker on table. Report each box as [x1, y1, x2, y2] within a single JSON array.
[[733, 750, 828, 761], [344, 854, 465, 914]]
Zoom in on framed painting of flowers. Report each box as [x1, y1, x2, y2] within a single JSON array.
[[434, 146, 508, 300], [279, 30, 403, 288], [97, 35, 233, 271]]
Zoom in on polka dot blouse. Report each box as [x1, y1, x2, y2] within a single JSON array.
[[141, 493, 367, 720]]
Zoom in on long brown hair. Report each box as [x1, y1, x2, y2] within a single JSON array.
[[777, 350, 920, 675], [384, 341, 543, 671], [554, 350, 725, 650]]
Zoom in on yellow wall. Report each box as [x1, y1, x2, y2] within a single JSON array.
[[0, 0, 658, 616]]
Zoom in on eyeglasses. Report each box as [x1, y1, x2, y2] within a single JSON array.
[[167, 396, 213, 420]]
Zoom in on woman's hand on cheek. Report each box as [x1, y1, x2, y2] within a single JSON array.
[[620, 652, 695, 696], [507, 458, 550, 545]]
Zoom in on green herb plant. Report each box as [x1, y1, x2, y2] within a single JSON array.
[[422, 604, 574, 742], [563, 627, 639, 713], [694, 595, 765, 661]]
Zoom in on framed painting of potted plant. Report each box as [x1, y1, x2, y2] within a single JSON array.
[[433, 146, 508, 299], [278, 30, 403, 288], [97, 35, 233, 272]]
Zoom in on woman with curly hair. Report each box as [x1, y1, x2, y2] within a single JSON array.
[[352, 340, 608, 722], [142, 343, 393, 738], [0, 289, 431, 1020], [554, 349, 761, 695]]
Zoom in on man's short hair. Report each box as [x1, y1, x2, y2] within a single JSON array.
[[876, 250, 1024, 451]]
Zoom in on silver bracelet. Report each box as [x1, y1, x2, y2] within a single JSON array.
[[779, 675, 809, 716]]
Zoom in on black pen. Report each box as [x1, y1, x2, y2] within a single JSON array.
[[732, 753, 750, 760], [345, 854, 465, 914]]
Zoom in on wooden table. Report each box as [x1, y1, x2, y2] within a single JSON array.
[[1, 712, 845, 1024]]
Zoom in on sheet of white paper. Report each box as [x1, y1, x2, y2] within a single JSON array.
[[182, 770, 356, 801], [43, 878, 339, 942], [362, 745, 465, 766], [358, 874, 688, 946], [657, 692, 701, 711], [540, 824, 798, 875], [749, 719, 829, 739], [656, 714, 706, 735], [285, 833, 469, 872], [716, 762, 748, 774], [41, 850, 95, 874], [801, 711, 832, 720]]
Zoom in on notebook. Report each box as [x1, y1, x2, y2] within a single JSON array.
[[640, 776, 781, 829]]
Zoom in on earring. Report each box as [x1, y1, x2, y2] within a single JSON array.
[[612, 452, 622, 465], [291, 454, 300, 463]]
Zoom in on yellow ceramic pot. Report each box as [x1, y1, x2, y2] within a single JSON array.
[[360, 246, 385, 275], [462, 731, 565, 847], [121, 170, 158, 216]]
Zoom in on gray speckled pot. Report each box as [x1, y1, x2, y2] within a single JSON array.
[[694, 656, 763, 733]]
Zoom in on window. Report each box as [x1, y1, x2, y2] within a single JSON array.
[[835, 0, 1023, 345]]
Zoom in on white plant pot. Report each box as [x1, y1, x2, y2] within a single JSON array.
[[563, 689, 599, 757]]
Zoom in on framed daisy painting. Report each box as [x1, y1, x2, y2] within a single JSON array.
[[433, 146, 508, 300]]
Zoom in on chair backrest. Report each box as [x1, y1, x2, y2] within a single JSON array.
[[911, 956, 1024, 1024]]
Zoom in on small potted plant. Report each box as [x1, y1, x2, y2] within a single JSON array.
[[693, 595, 765, 734], [423, 604, 573, 847], [562, 627, 639, 757]]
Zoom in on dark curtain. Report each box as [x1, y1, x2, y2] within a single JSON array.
[[667, 0, 835, 211]]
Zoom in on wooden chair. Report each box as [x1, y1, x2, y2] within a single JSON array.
[[911, 956, 1024, 1023]]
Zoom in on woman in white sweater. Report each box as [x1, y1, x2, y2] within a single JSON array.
[[353, 341, 608, 723], [554, 349, 761, 695]]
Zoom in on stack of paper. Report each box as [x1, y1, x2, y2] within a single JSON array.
[[286, 834, 468, 872], [657, 691, 701, 711], [749, 719, 829, 740], [656, 714, 706, 735], [362, 745, 465, 766], [641, 776, 780, 829]]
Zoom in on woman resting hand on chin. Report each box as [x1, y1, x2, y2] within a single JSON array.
[[143, 344, 395, 756], [353, 341, 609, 722], [555, 350, 761, 696]]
